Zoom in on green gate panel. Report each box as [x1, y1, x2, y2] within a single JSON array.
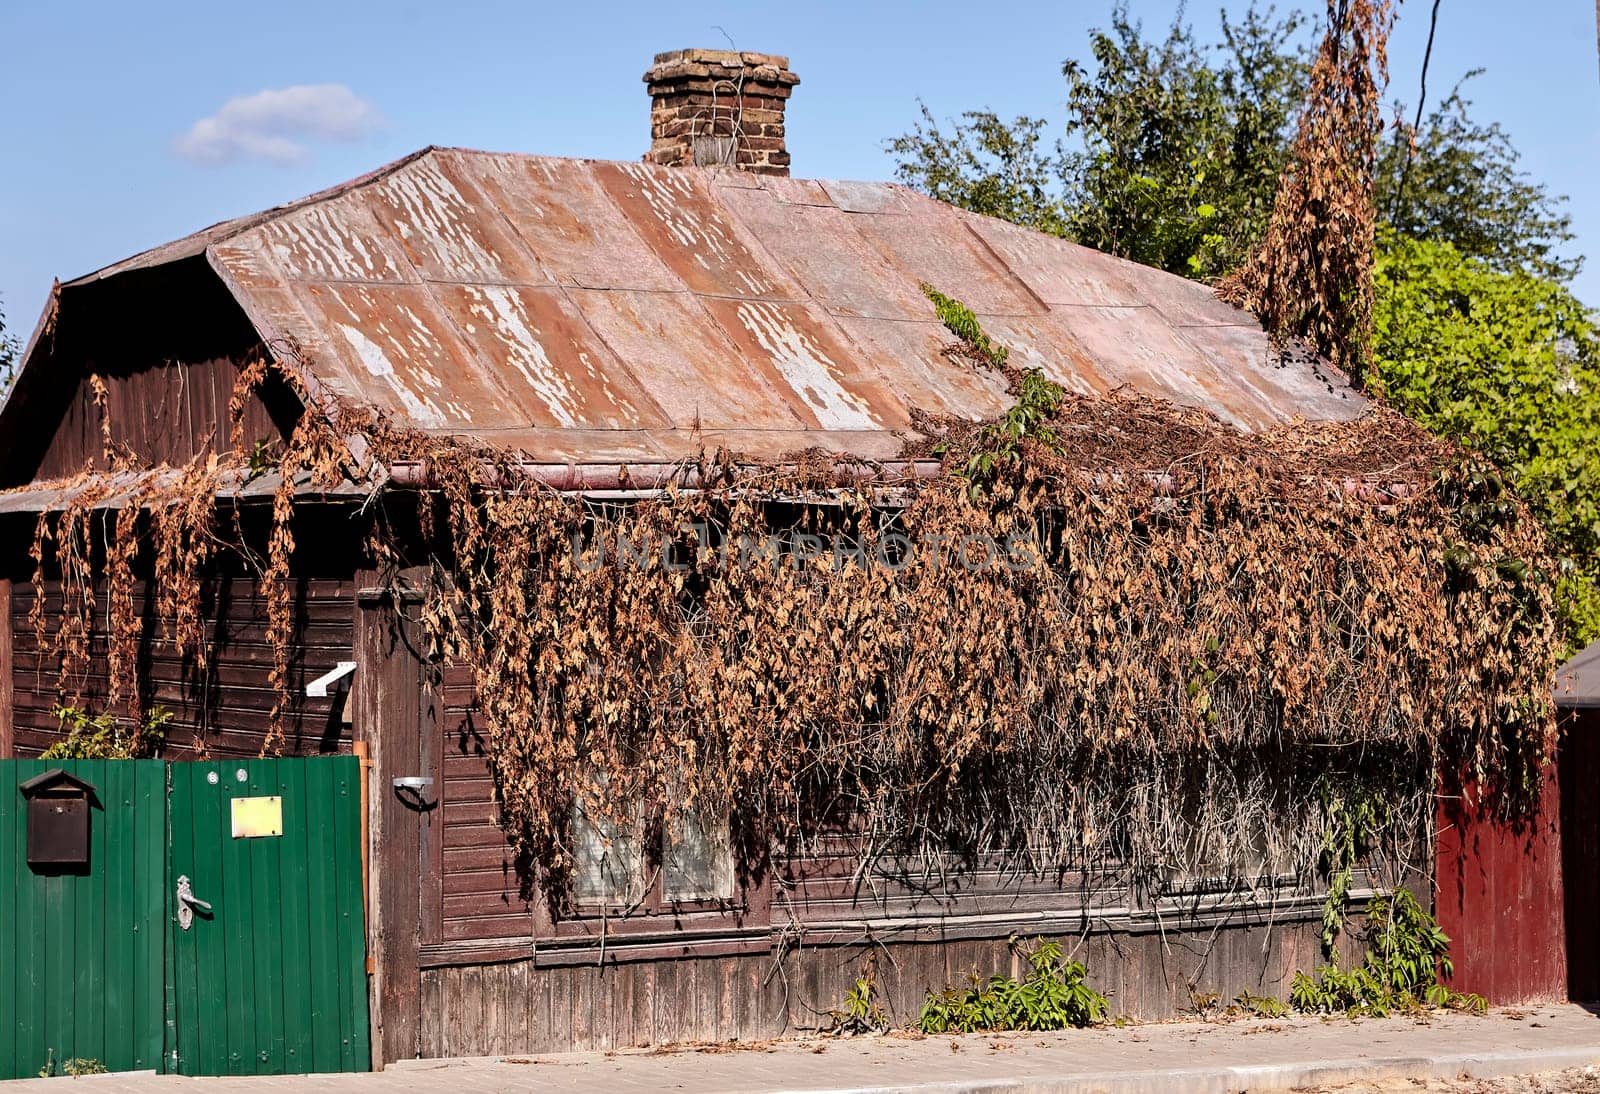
[[168, 757, 369, 1076], [0, 759, 167, 1080]]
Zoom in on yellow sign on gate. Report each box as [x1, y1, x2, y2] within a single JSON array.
[[230, 796, 283, 838]]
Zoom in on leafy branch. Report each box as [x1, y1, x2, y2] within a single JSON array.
[[921, 283, 1065, 492], [919, 938, 1109, 1033]]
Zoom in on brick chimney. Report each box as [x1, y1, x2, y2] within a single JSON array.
[[643, 49, 799, 176]]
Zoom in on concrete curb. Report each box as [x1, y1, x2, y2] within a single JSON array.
[[760, 1046, 1600, 1094]]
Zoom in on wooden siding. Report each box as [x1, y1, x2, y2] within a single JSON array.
[[407, 670, 1357, 1058], [436, 662, 531, 953], [6, 572, 357, 760], [31, 357, 285, 482], [416, 917, 1327, 1055], [1436, 760, 1567, 1004], [778, 839, 1134, 934], [427, 683, 1334, 962], [1, 257, 298, 489]]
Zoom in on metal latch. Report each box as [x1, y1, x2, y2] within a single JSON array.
[[176, 875, 212, 931]]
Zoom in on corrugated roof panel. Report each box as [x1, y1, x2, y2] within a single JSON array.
[[589, 162, 801, 300], [207, 239, 373, 404], [819, 180, 919, 215], [435, 283, 668, 431], [1170, 321, 1363, 423], [701, 298, 909, 432], [1557, 639, 1600, 707], [829, 315, 1015, 419], [973, 314, 1114, 401], [961, 214, 1143, 308], [254, 196, 413, 285], [1121, 263, 1264, 328], [849, 207, 1045, 316], [1015, 307, 1240, 419], [715, 185, 930, 321], [755, 176, 836, 208], [459, 152, 681, 292], [365, 154, 549, 286], [51, 147, 1368, 470], [292, 281, 529, 430], [566, 289, 808, 432]]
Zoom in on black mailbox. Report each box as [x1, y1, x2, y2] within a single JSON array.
[[19, 769, 98, 871]]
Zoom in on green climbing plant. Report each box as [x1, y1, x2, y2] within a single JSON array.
[[921, 282, 1009, 367], [921, 283, 1065, 495], [39, 704, 172, 760], [1317, 787, 1382, 959], [1291, 889, 1486, 1016]]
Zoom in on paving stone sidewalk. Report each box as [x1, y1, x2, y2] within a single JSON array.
[[9, 1005, 1600, 1094]]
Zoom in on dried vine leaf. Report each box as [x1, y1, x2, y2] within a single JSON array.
[[1219, 0, 1392, 388], [21, 338, 1561, 905]]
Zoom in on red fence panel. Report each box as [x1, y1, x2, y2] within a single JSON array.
[[1435, 752, 1566, 1004]]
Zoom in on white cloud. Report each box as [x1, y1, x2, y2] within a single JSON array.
[[174, 84, 383, 166]]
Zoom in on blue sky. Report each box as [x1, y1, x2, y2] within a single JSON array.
[[1, 0, 1596, 343]]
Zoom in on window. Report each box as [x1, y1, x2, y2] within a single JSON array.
[[569, 799, 735, 911]]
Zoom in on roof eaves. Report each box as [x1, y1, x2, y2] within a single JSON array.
[[0, 468, 374, 515]]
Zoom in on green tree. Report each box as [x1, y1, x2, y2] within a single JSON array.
[[889, 4, 1310, 279], [888, 108, 1070, 237], [1058, 3, 1310, 278], [0, 298, 17, 399], [1378, 78, 1581, 283], [890, 6, 1578, 288], [1374, 232, 1600, 637]]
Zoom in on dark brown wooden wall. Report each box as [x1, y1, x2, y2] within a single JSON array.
[[5, 572, 357, 759], [415, 917, 1326, 1055], [0, 256, 297, 489], [400, 665, 1352, 1059], [436, 663, 533, 953], [424, 675, 1333, 955], [31, 356, 284, 482]]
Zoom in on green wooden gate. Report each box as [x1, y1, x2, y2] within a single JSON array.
[[169, 758, 369, 1075], [0, 756, 369, 1079], [0, 760, 168, 1078]]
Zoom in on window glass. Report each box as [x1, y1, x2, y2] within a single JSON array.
[[570, 802, 646, 906], [663, 806, 734, 902]]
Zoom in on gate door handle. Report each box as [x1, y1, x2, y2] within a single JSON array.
[[176, 875, 212, 931]]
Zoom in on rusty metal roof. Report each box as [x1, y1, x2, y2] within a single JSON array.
[[63, 146, 1366, 463]]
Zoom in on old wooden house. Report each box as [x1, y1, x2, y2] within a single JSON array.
[[0, 49, 1566, 1070]]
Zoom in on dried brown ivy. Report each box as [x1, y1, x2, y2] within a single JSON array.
[[1220, 0, 1391, 388], [17, 342, 1562, 901]]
